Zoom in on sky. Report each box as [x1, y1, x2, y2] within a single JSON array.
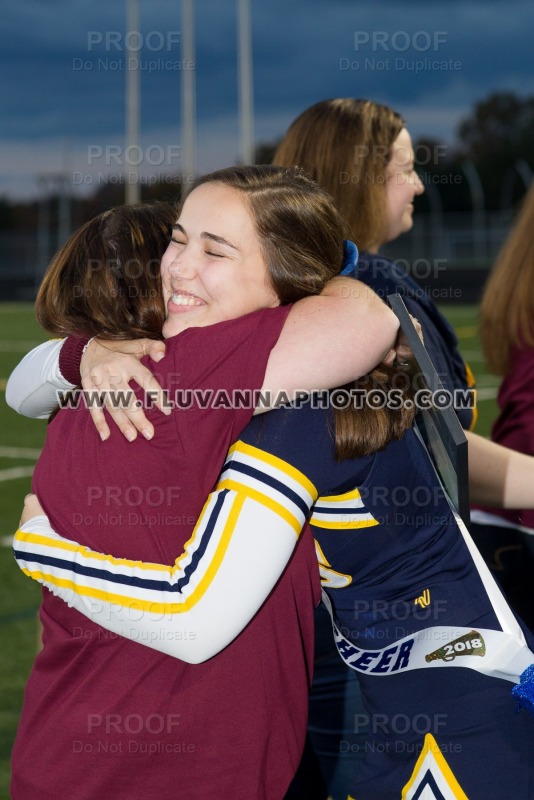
[[1, 0, 532, 199]]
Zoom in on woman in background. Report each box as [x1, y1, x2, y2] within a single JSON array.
[[273, 98, 475, 430]]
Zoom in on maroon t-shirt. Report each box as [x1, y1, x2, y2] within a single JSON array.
[[11, 307, 321, 800], [476, 344, 534, 530]]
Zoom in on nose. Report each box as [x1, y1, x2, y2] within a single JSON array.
[[413, 171, 425, 196], [165, 244, 198, 281]]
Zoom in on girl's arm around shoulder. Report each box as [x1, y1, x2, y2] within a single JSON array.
[[14, 436, 318, 663], [261, 278, 398, 402]]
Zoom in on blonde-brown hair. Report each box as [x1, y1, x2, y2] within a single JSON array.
[[479, 182, 534, 374], [273, 98, 404, 251]]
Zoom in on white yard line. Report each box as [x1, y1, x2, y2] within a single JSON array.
[[0, 446, 41, 460], [475, 388, 498, 401], [0, 466, 35, 482], [0, 535, 14, 547]]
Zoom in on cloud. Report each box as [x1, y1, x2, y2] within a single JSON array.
[[1, 0, 532, 197]]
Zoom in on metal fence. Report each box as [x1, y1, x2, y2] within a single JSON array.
[[0, 210, 517, 303]]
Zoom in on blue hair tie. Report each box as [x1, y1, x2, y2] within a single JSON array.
[[340, 239, 359, 275]]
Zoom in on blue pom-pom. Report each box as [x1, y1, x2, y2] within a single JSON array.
[[512, 663, 534, 714]]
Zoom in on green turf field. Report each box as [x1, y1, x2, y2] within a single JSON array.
[[0, 301, 500, 796]]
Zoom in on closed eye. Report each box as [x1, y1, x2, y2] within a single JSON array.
[[170, 237, 186, 246]]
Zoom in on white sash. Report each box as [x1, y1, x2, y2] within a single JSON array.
[[322, 426, 534, 684]]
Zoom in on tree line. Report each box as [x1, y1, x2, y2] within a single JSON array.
[[1, 91, 532, 238]]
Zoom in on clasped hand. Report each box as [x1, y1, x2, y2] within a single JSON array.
[[80, 338, 170, 442]]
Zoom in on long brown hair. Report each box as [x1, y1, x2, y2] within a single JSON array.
[[273, 98, 404, 251], [192, 165, 415, 458], [331, 365, 415, 460], [36, 203, 176, 340], [479, 183, 534, 374]]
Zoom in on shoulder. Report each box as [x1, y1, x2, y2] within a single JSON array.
[[242, 400, 374, 495], [244, 401, 333, 459], [353, 251, 423, 302], [165, 305, 292, 360], [163, 306, 292, 350]]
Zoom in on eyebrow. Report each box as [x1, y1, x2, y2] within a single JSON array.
[[172, 223, 239, 251]]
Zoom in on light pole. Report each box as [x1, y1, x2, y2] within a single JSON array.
[[237, 0, 254, 164], [181, 0, 196, 193], [125, 0, 140, 203]]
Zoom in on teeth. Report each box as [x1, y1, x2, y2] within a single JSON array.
[[171, 293, 202, 307]]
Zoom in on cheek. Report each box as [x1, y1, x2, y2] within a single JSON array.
[[223, 281, 276, 316], [386, 188, 400, 225], [384, 190, 408, 240], [245, 274, 278, 306], [389, 184, 408, 216], [199, 267, 223, 298]]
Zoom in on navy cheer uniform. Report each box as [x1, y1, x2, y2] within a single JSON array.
[[246, 403, 534, 800]]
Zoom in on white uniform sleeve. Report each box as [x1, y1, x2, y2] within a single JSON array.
[[14, 440, 318, 663], [5, 340, 74, 419]]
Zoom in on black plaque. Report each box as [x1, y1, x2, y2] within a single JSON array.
[[387, 293, 470, 526]]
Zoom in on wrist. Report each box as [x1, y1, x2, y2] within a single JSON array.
[[58, 334, 92, 385]]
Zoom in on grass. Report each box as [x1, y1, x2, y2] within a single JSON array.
[[0, 301, 499, 797], [441, 304, 500, 434]]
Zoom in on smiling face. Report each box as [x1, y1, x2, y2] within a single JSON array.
[[383, 127, 425, 245], [160, 182, 279, 338]]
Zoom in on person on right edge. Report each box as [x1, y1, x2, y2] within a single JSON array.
[[471, 181, 534, 630]]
